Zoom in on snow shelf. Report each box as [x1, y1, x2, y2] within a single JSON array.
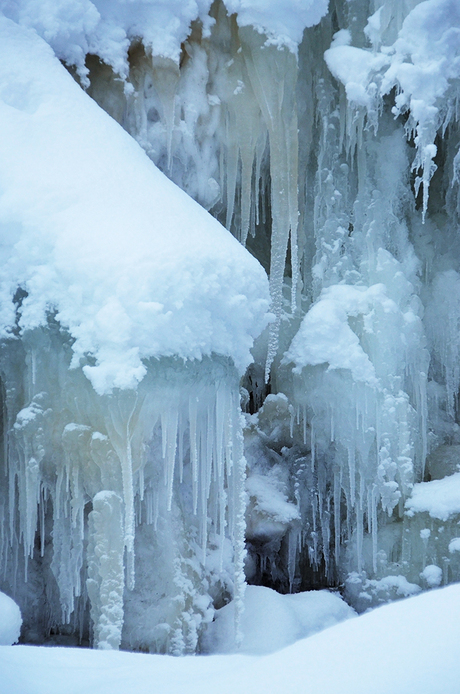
[[0, 15, 270, 395]]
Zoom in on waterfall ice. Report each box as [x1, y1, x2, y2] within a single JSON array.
[[2, 0, 460, 653], [0, 14, 269, 652]]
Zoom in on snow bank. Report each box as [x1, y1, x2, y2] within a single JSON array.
[[405, 473, 460, 521], [202, 585, 355, 654], [0, 592, 22, 646], [1, 583, 460, 694], [0, 16, 270, 394]]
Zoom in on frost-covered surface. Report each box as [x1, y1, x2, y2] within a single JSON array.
[[2, 584, 460, 694], [0, 592, 22, 645], [405, 473, 460, 521], [0, 11, 270, 654], [202, 584, 355, 655]]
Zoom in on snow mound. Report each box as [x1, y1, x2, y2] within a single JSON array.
[[0, 592, 22, 645], [0, 16, 270, 394], [202, 585, 356, 655]]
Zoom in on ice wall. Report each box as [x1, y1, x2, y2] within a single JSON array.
[[0, 14, 269, 652], [2, 0, 460, 648]]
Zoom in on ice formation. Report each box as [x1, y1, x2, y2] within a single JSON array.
[[2, 0, 460, 654]]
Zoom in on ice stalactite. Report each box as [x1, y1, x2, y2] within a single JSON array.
[[85, 8, 301, 380], [87, 491, 125, 650], [238, 28, 299, 379], [5, 0, 460, 643], [0, 328, 248, 652]]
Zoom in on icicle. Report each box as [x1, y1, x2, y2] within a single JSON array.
[[239, 28, 299, 380], [334, 471, 341, 564], [87, 491, 124, 650]]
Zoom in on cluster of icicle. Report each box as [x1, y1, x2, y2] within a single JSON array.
[[0, 326, 246, 652], [87, 3, 300, 380], [84, 0, 460, 591], [4, 0, 460, 646]]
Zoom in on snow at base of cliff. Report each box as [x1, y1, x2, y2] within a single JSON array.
[[1, 583, 459, 694]]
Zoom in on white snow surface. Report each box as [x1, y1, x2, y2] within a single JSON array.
[[1, 583, 460, 694], [202, 585, 355, 655], [284, 283, 396, 383], [405, 473, 460, 521], [0, 16, 270, 394], [0, 592, 21, 646], [420, 565, 442, 588], [224, 0, 329, 53]]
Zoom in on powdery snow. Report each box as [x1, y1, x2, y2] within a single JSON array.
[[1, 583, 460, 694], [0, 16, 270, 394], [224, 0, 329, 53], [405, 473, 460, 521], [420, 565, 442, 588]]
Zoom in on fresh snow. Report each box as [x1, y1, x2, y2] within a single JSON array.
[[1, 584, 460, 694], [202, 585, 355, 655], [1, 0, 329, 82], [0, 16, 270, 394], [405, 473, 460, 521]]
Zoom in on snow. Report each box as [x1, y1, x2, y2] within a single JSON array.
[[449, 538, 460, 553], [2, 0, 329, 84], [2, 0, 460, 661], [324, 0, 460, 218], [420, 564, 442, 588], [405, 473, 460, 521], [202, 584, 355, 655], [0, 592, 21, 646], [224, 0, 329, 53], [0, 15, 270, 394], [2, 583, 460, 694], [284, 284, 395, 384]]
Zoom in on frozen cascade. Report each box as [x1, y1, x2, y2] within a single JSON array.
[[0, 332, 248, 652], [3, 0, 460, 648]]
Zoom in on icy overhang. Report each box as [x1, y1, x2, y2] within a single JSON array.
[[1, 0, 330, 81], [0, 16, 270, 395]]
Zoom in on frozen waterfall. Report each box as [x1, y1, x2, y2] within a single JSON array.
[[1, 0, 460, 653]]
